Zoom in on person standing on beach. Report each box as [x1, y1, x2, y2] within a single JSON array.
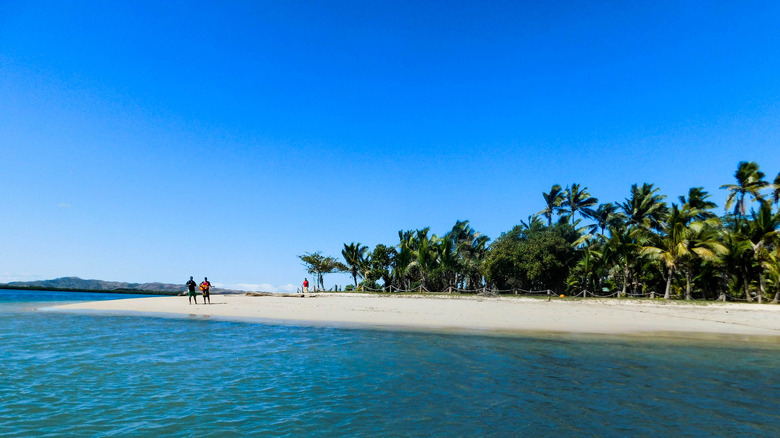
[[186, 276, 198, 304], [200, 277, 212, 304], [303, 278, 309, 293]]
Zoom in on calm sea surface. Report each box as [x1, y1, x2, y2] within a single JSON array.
[[1, 289, 778, 437]]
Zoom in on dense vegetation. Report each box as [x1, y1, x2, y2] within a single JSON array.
[[300, 161, 780, 302]]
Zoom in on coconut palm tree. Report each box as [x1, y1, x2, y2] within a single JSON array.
[[587, 203, 622, 235], [408, 231, 440, 292], [539, 184, 567, 226], [446, 220, 490, 290], [744, 200, 780, 303], [721, 225, 756, 302], [773, 172, 780, 206], [394, 230, 416, 291], [762, 249, 780, 303], [603, 224, 638, 298], [342, 242, 368, 289], [621, 183, 669, 231], [679, 187, 717, 220], [720, 161, 769, 218], [563, 183, 598, 223]]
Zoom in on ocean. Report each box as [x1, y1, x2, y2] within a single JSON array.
[[1, 289, 778, 437]]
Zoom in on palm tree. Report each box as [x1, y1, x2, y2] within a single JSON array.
[[773, 172, 780, 206], [721, 226, 755, 302], [520, 214, 545, 230], [342, 242, 368, 289], [720, 161, 769, 218], [446, 220, 490, 290], [679, 187, 717, 220], [744, 200, 780, 303], [539, 184, 567, 226], [603, 224, 637, 298], [563, 183, 598, 223], [394, 230, 416, 291], [762, 249, 780, 303], [640, 205, 725, 300], [408, 231, 440, 292], [587, 203, 622, 235], [621, 183, 668, 231]]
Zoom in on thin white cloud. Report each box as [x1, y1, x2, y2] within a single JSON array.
[[57, 203, 71, 208], [0, 273, 39, 283]]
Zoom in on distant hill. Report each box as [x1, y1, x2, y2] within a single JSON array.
[[1, 277, 244, 294]]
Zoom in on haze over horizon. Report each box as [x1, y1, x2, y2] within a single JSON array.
[[2, 1, 779, 291]]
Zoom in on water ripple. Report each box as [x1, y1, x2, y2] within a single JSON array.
[[1, 292, 779, 436]]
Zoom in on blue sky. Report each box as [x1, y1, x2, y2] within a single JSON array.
[[2, 1, 779, 291]]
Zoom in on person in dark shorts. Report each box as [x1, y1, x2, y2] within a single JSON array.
[[186, 276, 198, 304], [200, 277, 212, 304]]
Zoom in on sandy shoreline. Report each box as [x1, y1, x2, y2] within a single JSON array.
[[51, 293, 780, 340]]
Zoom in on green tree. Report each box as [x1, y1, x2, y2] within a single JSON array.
[[602, 224, 639, 298], [563, 183, 598, 223], [587, 202, 622, 235], [679, 187, 717, 220], [773, 172, 780, 206], [483, 222, 578, 292], [298, 252, 345, 291], [538, 184, 567, 226], [762, 248, 780, 303], [342, 242, 368, 289], [408, 230, 440, 292], [621, 183, 668, 231], [447, 220, 489, 290], [744, 200, 780, 303], [368, 244, 396, 290], [641, 205, 726, 300], [720, 161, 768, 218]]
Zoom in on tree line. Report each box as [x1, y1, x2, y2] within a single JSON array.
[[299, 161, 780, 302]]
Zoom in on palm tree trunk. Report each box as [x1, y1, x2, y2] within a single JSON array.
[[621, 263, 629, 298], [758, 275, 765, 304], [772, 285, 780, 304], [743, 266, 754, 303], [663, 267, 674, 300], [685, 269, 692, 301]]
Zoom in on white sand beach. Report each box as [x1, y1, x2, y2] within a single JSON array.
[[52, 293, 780, 339]]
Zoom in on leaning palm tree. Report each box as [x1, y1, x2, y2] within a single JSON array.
[[539, 184, 567, 226], [720, 161, 769, 218], [563, 183, 598, 223], [342, 242, 368, 289]]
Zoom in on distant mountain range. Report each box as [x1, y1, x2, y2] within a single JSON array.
[[1, 277, 243, 294]]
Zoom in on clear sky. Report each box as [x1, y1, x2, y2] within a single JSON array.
[[2, 1, 779, 291]]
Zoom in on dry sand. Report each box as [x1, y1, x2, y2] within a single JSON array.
[[51, 293, 780, 339]]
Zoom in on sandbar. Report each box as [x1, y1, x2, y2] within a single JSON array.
[[51, 293, 780, 339]]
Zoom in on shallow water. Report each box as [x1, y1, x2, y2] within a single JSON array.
[[1, 289, 779, 437]]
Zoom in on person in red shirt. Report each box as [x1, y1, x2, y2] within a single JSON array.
[[303, 278, 309, 293], [200, 277, 212, 304]]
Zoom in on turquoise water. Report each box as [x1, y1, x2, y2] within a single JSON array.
[[1, 290, 779, 437]]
